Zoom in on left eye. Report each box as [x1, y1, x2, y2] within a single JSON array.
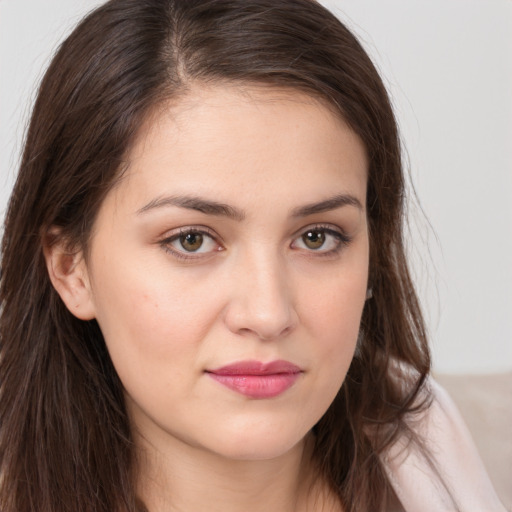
[[291, 227, 345, 253]]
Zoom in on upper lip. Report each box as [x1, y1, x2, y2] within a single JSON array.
[[207, 360, 302, 376]]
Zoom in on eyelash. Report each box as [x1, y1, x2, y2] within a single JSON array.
[[159, 224, 352, 261], [291, 224, 352, 258], [160, 226, 221, 261]]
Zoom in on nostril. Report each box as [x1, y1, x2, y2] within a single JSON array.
[[222, 263, 298, 340], [224, 301, 297, 341]]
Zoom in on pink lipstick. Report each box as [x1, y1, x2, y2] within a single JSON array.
[[206, 360, 302, 399]]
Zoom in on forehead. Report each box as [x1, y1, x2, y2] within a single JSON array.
[[112, 84, 368, 213]]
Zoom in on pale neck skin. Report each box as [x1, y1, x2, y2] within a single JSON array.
[[135, 429, 341, 512]]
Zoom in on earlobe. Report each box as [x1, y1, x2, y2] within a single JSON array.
[[43, 233, 96, 321]]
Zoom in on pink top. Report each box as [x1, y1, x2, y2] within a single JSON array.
[[382, 379, 507, 511]]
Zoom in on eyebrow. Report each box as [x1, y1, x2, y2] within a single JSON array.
[[137, 193, 363, 220], [290, 194, 363, 217], [137, 195, 246, 221]]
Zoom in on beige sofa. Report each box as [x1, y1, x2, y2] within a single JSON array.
[[434, 372, 512, 510]]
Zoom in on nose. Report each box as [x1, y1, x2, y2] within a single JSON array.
[[223, 251, 298, 341]]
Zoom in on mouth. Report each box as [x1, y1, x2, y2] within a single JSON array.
[[205, 360, 303, 399]]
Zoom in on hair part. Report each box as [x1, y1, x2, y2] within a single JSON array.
[[0, 1, 430, 511]]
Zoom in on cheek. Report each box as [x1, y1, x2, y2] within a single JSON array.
[[88, 253, 221, 382], [301, 268, 367, 344], [298, 266, 367, 394], [89, 267, 226, 436]]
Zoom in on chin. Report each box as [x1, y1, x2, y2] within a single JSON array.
[[212, 441, 303, 462], [202, 424, 307, 462]]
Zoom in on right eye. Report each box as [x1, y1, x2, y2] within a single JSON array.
[[161, 228, 222, 260]]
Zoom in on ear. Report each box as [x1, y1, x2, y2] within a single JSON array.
[[43, 230, 96, 321]]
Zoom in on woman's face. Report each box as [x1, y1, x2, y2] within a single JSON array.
[[82, 85, 369, 460]]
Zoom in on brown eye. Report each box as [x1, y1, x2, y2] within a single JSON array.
[[302, 230, 326, 250], [180, 232, 203, 252], [165, 229, 219, 258], [291, 226, 349, 255]]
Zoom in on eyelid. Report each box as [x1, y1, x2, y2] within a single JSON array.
[[158, 223, 352, 261], [159, 226, 224, 260], [290, 223, 352, 255]]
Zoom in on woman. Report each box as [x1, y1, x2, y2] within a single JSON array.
[[0, 1, 505, 511]]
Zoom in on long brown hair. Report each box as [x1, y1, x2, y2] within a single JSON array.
[[0, 1, 430, 510]]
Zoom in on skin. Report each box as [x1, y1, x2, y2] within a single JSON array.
[[46, 84, 369, 511]]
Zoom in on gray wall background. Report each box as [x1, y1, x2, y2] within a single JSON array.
[[1, 0, 511, 374]]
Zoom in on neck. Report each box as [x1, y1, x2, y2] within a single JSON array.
[[134, 431, 340, 512]]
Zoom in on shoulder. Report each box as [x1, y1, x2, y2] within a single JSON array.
[[381, 377, 507, 512]]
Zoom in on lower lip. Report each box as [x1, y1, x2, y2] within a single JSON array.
[[207, 373, 301, 398]]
